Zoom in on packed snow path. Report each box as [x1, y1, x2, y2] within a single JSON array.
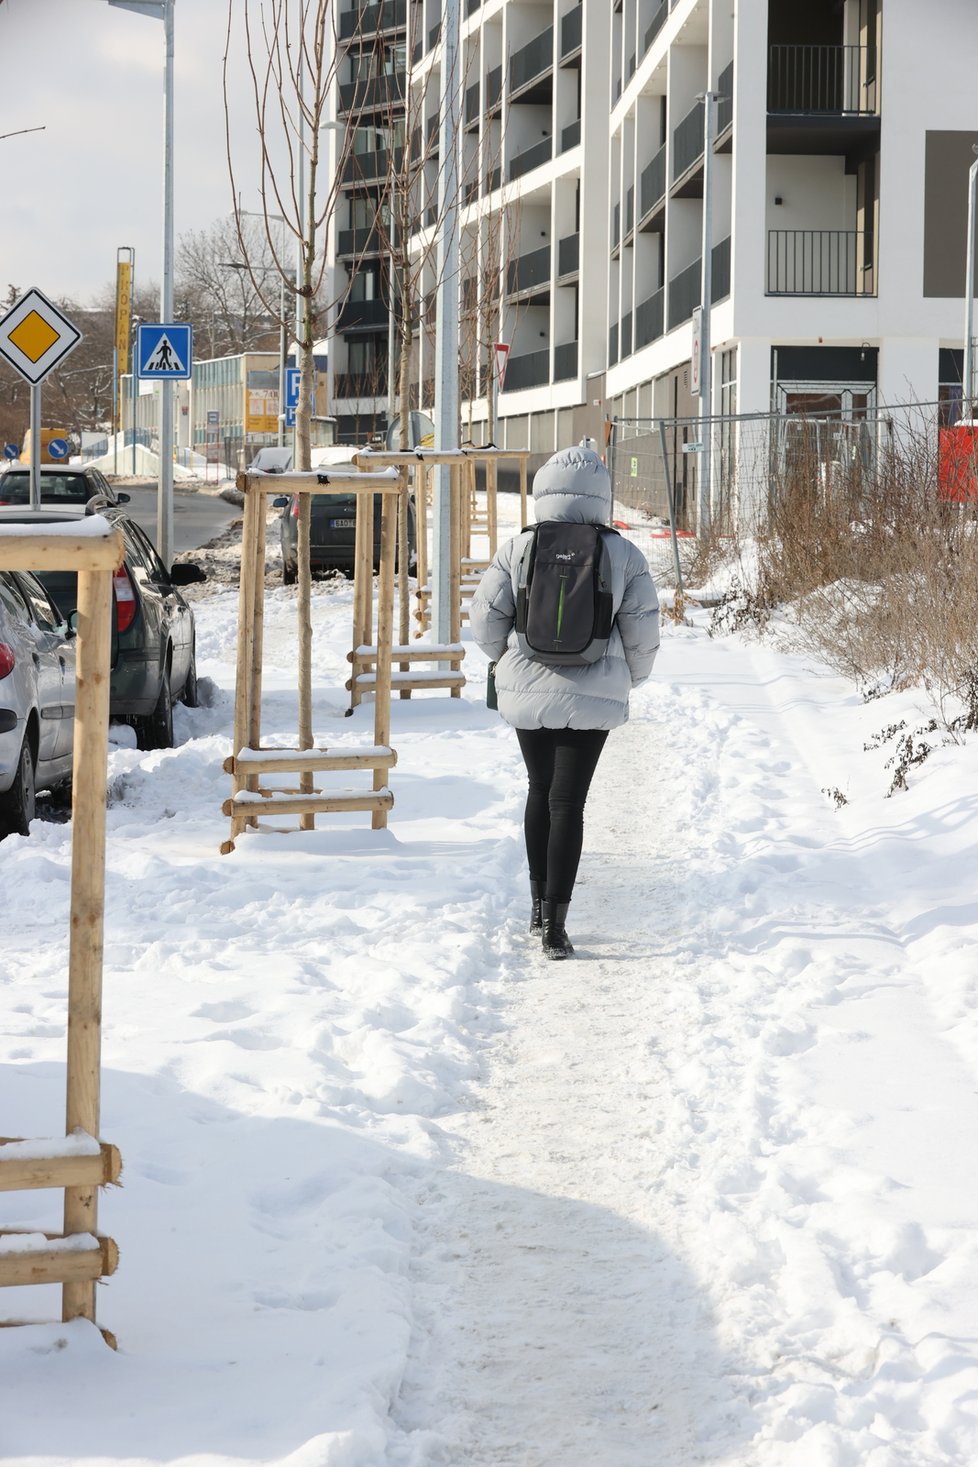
[[390, 653, 978, 1466]]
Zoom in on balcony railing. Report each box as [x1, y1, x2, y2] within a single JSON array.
[[464, 82, 480, 126], [466, 0, 481, 13], [560, 5, 582, 60], [643, 0, 668, 56], [557, 233, 579, 277], [486, 64, 503, 112], [635, 288, 664, 349], [510, 25, 554, 94], [672, 98, 704, 181], [485, 165, 501, 193], [667, 236, 732, 329], [337, 298, 389, 331], [336, 226, 381, 256], [625, 185, 634, 236], [343, 148, 399, 184], [767, 230, 873, 295], [717, 61, 733, 133], [609, 322, 619, 367], [339, 72, 405, 113], [620, 311, 633, 358], [640, 145, 666, 219], [509, 135, 553, 181], [507, 244, 550, 296], [560, 118, 581, 151], [554, 341, 578, 380], [503, 349, 550, 391], [335, 371, 387, 398], [768, 44, 874, 114], [338, 0, 407, 41]]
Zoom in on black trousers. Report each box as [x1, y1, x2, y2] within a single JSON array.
[[515, 728, 609, 904]]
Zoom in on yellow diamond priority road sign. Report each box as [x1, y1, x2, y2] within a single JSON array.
[[0, 287, 83, 384]]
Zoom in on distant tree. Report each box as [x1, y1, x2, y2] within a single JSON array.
[[176, 213, 290, 359]]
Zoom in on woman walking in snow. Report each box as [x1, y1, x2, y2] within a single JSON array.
[[470, 443, 660, 959]]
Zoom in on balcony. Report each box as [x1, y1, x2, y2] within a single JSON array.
[[638, 145, 666, 228], [485, 165, 501, 194], [509, 25, 554, 102], [338, 0, 407, 41], [767, 44, 880, 156], [560, 118, 581, 152], [635, 288, 665, 349], [609, 322, 618, 367], [338, 72, 405, 114], [557, 233, 579, 278], [506, 244, 551, 298], [560, 5, 582, 65], [503, 349, 550, 391], [337, 298, 389, 331], [672, 99, 704, 186], [509, 135, 553, 181], [716, 61, 733, 145], [342, 148, 398, 185], [486, 64, 503, 113], [464, 81, 480, 128], [466, 0, 481, 13], [620, 311, 633, 358], [767, 230, 875, 296], [554, 341, 578, 380]]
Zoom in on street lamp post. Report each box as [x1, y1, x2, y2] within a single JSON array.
[[107, 0, 175, 567], [237, 210, 291, 450]]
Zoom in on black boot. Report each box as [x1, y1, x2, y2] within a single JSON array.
[[541, 901, 573, 960], [529, 880, 544, 933]]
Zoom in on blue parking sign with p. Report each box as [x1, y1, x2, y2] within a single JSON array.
[[286, 367, 301, 409]]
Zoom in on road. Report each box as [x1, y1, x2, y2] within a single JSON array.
[[117, 481, 240, 557]]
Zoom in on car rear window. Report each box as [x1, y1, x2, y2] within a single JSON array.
[[0, 471, 91, 504], [36, 570, 78, 619]]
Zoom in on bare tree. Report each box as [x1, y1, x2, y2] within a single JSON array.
[[176, 214, 288, 359], [223, 0, 354, 471]]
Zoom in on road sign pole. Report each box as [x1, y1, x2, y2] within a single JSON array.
[[158, 0, 175, 569], [29, 384, 41, 508]]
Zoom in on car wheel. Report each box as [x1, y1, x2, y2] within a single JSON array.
[[181, 642, 199, 708], [283, 559, 297, 586], [136, 670, 174, 751], [0, 735, 36, 838]]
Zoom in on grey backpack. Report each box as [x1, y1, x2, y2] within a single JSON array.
[[514, 521, 618, 666]]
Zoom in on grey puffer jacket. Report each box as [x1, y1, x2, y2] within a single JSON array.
[[469, 445, 660, 730]]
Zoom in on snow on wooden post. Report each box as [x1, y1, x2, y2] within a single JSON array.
[[0, 520, 124, 1341], [222, 467, 407, 851]]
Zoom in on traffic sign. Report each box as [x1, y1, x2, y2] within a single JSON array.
[[286, 367, 301, 409], [3, 443, 18, 460], [47, 437, 69, 459], [206, 409, 220, 425], [285, 405, 297, 428], [494, 341, 510, 387], [137, 323, 192, 380], [0, 287, 83, 385]]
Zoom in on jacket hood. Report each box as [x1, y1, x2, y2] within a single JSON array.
[[532, 445, 612, 525]]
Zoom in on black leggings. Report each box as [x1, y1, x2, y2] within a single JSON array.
[[515, 728, 609, 904]]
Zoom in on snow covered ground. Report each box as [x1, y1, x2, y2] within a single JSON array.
[[2, 493, 978, 1466]]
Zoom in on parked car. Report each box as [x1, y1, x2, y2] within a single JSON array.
[[0, 506, 205, 751], [0, 568, 75, 836], [0, 463, 130, 507], [276, 490, 417, 583]]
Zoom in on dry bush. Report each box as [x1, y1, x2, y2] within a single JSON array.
[[713, 410, 978, 727]]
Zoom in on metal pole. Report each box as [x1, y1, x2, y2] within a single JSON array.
[[698, 91, 717, 538], [278, 270, 287, 449], [157, 0, 175, 569], [432, 0, 462, 644], [965, 152, 978, 415], [131, 339, 138, 475], [658, 421, 685, 596], [111, 349, 118, 476], [29, 384, 41, 508]]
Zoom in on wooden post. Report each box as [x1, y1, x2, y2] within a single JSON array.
[[296, 492, 314, 831], [351, 491, 373, 711], [373, 484, 397, 828], [519, 454, 529, 527], [488, 454, 499, 556], [415, 464, 430, 633], [247, 493, 267, 818], [62, 565, 114, 1326], [449, 466, 462, 683], [397, 482, 410, 691], [230, 482, 261, 842]]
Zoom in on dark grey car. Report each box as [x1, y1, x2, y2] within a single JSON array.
[[0, 463, 130, 507], [0, 506, 205, 751], [276, 490, 417, 583]]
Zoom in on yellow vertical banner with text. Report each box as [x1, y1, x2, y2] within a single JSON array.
[[115, 259, 133, 433]]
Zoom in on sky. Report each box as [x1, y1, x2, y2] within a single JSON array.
[[0, 0, 270, 306]]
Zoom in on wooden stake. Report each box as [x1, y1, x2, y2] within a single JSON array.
[[62, 566, 114, 1326], [296, 493, 314, 830], [372, 485, 397, 829]]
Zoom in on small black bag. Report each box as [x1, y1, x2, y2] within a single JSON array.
[[486, 662, 498, 710]]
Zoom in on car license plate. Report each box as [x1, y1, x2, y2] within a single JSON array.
[[329, 517, 356, 529]]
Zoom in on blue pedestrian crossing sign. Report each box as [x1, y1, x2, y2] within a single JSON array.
[[137, 323, 192, 380], [286, 367, 301, 409]]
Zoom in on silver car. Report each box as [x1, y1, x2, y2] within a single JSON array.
[[0, 570, 76, 837]]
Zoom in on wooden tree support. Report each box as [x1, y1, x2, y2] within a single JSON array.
[[223, 466, 407, 851], [0, 524, 124, 1339]]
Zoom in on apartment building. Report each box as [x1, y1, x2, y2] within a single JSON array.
[[333, 0, 978, 509]]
